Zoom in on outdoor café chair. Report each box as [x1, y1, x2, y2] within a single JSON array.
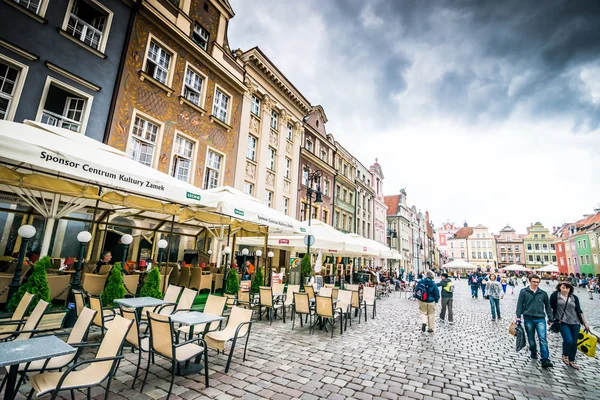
[[291, 292, 314, 330], [319, 287, 332, 297], [82, 273, 107, 296], [47, 275, 71, 303], [97, 265, 113, 275], [363, 286, 377, 319], [168, 266, 180, 286], [304, 285, 316, 301], [0, 291, 34, 340], [336, 290, 353, 329], [143, 311, 209, 397], [178, 294, 226, 337], [259, 286, 285, 324], [313, 295, 344, 338], [178, 266, 191, 287], [89, 295, 116, 337], [212, 273, 223, 293], [160, 272, 171, 290], [0, 299, 48, 342], [188, 267, 203, 290], [123, 274, 140, 297], [142, 284, 182, 318], [283, 284, 300, 319], [272, 283, 285, 295], [199, 273, 213, 294], [119, 306, 150, 389], [73, 289, 87, 317], [164, 287, 197, 315], [28, 315, 132, 400], [236, 290, 259, 311], [332, 288, 339, 300], [350, 290, 367, 324], [0, 307, 96, 394], [204, 306, 253, 373], [345, 284, 359, 291]]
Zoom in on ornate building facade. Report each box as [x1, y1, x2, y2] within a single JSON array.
[[332, 140, 357, 233], [524, 222, 556, 269], [495, 225, 525, 269], [355, 159, 374, 240], [384, 189, 411, 270]]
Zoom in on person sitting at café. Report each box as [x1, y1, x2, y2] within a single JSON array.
[[95, 251, 112, 273]]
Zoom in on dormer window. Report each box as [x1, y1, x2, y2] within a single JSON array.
[[192, 23, 209, 51]]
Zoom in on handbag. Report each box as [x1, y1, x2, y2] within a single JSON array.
[[549, 295, 569, 334], [577, 329, 597, 357], [509, 321, 518, 336]]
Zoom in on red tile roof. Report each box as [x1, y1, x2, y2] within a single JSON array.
[[453, 227, 473, 239], [384, 195, 399, 216]]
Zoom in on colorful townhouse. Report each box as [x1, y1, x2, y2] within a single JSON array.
[[554, 210, 600, 276], [524, 222, 556, 269]]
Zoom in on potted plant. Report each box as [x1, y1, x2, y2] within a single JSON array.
[[8, 256, 51, 312], [224, 268, 240, 306], [300, 253, 313, 289], [250, 266, 264, 294], [101, 262, 126, 306], [139, 267, 162, 299]]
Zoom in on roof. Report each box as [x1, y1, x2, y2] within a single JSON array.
[[474, 224, 487, 229], [384, 195, 399, 216], [453, 227, 473, 239]]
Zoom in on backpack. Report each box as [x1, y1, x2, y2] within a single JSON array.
[[414, 280, 429, 301], [444, 281, 455, 293], [471, 275, 478, 285]]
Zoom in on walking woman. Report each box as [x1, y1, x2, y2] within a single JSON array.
[[501, 276, 508, 294], [549, 282, 591, 369], [487, 273, 503, 321]]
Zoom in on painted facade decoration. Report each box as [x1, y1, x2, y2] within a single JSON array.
[[524, 222, 556, 269]]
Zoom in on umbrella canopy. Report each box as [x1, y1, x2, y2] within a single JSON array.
[[502, 264, 530, 272], [538, 264, 559, 273], [443, 259, 478, 269]]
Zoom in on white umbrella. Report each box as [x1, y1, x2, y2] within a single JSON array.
[[538, 264, 559, 273], [443, 259, 478, 269], [502, 264, 530, 272]]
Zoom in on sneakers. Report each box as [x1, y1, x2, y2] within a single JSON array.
[[492, 317, 496, 321], [541, 359, 554, 368], [530, 351, 539, 359], [421, 323, 427, 332], [448, 321, 454, 325], [427, 329, 434, 333]]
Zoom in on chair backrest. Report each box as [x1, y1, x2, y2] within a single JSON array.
[[16, 299, 49, 341], [87, 315, 133, 379], [363, 286, 376, 304], [168, 266, 180, 286], [319, 287, 332, 297], [238, 290, 250, 304], [285, 285, 300, 306], [97, 265, 113, 275], [89, 295, 107, 328], [189, 267, 202, 289], [315, 295, 333, 318], [304, 285, 315, 299], [164, 284, 183, 303], [72, 289, 87, 316], [160, 266, 173, 276], [0, 275, 12, 304], [259, 286, 273, 307], [293, 292, 310, 314], [226, 306, 253, 337], [122, 274, 140, 296], [351, 290, 360, 308], [176, 288, 197, 312], [147, 311, 174, 358], [273, 283, 285, 295], [47, 275, 71, 301], [346, 284, 359, 291], [224, 294, 236, 308], [324, 284, 335, 288], [67, 307, 97, 344], [332, 288, 339, 300], [204, 295, 226, 330], [178, 267, 191, 287], [337, 290, 352, 307], [82, 273, 107, 296], [12, 291, 35, 320], [120, 306, 141, 347], [159, 273, 171, 290]]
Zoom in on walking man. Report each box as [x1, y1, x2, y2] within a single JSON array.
[[416, 270, 440, 333], [437, 272, 454, 324], [516, 274, 554, 368], [469, 271, 480, 298]]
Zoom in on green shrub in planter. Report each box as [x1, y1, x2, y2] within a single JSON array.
[[251, 266, 264, 294], [8, 256, 51, 312], [101, 262, 126, 306], [301, 253, 313, 279], [140, 267, 162, 299], [225, 268, 240, 295]]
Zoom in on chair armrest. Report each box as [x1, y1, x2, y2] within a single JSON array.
[[171, 308, 192, 314], [71, 342, 101, 348], [233, 321, 252, 339], [102, 308, 116, 316], [155, 303, 176, 313], [173, 336, 207, 348]]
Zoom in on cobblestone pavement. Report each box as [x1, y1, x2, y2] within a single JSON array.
[[5, 280, 600, 400]]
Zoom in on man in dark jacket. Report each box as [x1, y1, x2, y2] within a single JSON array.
[[437, 273, 454, 324], [418, 270, 440, 333], [469, 271, 480, 298], [516, 274, 553, 368]]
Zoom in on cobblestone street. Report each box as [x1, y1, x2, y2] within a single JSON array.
[[9, 281, 600, 400]]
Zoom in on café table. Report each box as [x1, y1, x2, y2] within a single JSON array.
[[0, 336, 76, 400], [115, 297, 174, 318]]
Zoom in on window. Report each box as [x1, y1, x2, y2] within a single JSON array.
[[265, 190, 273, 208], [460, 242, 464, 248], [342, 215, 346, 230], [477, 252, 481, 259], [528, 255, 533, 262], [14, 0, 42, 13], [560, 257, 564, 265], [347, 216, 352, 231], [515, 245, 520, 251], [286, 123, 293, 141], [552, 255, 556, 262], [0, 57, 27, 121], [334, 211, 340, 227], [311, 205, 318, 219], [284, 157, 291, 179], [558, 244, 562, 251], [323, 179, 329, 196], [300, 202, 306, 222], [182, 66, 204, 106], [322, 209, 328, 224], [282, 197, 289, 215], [305, 139, 313, 152], [267, 147, 276, 170], [38, 78, 92, 133], [171, 134, 194, 182], [129, 115, 159, 166], [203, 150, 222, 189], [472, 252, 476, 259], [583, 239, 587, 248], [489, 252, 493, 259], [270, 110, 278, 130], [302, 169, 308, 186], [536, 255, 541, 262], [541, 234, 546, 239], [192, 23, 209, 51], [534, 234, 538, 238], [460, 251, 464, 258], [145, 40, 172, 85], [244, 181, 253, 196], [342, 189, 347, 203], [594, 254, 598, 264], [535, 243, 540, 250], [64, 0, 113, 52], [320, 149, 327, 162], [251, 95, 260, 116], [585, 255, 590, 264], [527, 243, 532, 251], [247, 135, 257, 161], [212, 88, 229, 123]]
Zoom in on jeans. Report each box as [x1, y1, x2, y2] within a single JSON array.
[[502, 284, 507, 293], [481, 285, 486, 296], [489, 297, 501, 318], [524, 318, 550, 361], [471, 285, 478, 298], [559, 323, 580, 362], [440, 297, 453, 322]]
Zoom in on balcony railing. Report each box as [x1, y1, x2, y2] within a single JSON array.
[[66, 14, 103, 50], [41, 110, 81, 132]]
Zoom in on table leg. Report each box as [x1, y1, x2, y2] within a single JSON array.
[[5, 364, 19, 400]]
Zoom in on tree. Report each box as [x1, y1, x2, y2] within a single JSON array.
[[140, 267, 162, 299], [101, 262, 126, 306], [251, 266, 264, 293], [8, 256, 51, 312], [225, 268, 240, 295]]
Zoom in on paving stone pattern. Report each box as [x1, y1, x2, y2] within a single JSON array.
[[4, 280, 600, 399]]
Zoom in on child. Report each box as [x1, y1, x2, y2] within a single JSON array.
[[508, 277, 515, 294], [501, 276, 508, 294]]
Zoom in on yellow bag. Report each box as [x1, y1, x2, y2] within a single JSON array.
[[577, 329, 597, 358]]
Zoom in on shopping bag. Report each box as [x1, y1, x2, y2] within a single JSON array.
[[577, 329, 597, 358], [508, 322, 518, 336], [515, 324, 526, 352]]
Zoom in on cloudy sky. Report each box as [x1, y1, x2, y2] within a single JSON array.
[[228, 0, 600, 234]]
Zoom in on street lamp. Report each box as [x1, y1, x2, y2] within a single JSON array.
[[303, 166, 323, 256], [120, 234, 133, 272], [8, 225, 36, 301], [267, 251, 274, 286], [255, 250, 263, 285], [222, 246, 231, 294], [65, 230, 91, 327], [241, 248, 249, 279], [157, 239, 168, 293]]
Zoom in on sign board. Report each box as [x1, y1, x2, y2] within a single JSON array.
[[272, 272, 282, 285], [304, 235, 315, 247], [278, 239, 290, 244], [240, 280, 251, 292], [314, 275, 324, 291]]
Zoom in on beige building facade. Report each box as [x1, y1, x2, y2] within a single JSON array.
[[332, 140, 357, 233], [467, 224, 497, 269], [496, 225, 525, 269]]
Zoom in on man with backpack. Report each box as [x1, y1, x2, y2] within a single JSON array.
[[469, 271, 480, 298], [437, 272, 454, 324], [415, 270, 440, 332]]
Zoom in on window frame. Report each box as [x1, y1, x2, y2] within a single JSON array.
[[270, 110, 278, 130], [251, 94, 261, 116], [61, 0, 114, 54], [168, 131, 197, 184], [284, 157, 291, 179], [191, 22, 210, 51], [286, 122, 293, 141], [212, 85, 232, 125], [35, 76, 94, 135], [247, 135, 258, 162], [125, 109, 164, 168], [202, 147, 225, 190], [267, 147, 276, 171], [282, 197, 289, 215], [305, 138, 313, 152], [141, 34, 177, 88], [244, 181, 254, 196], [13, 0, 51, 19], [0, 54, 28, 122], [265, 190, 273, 208], [181, 61, 207, 108]]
